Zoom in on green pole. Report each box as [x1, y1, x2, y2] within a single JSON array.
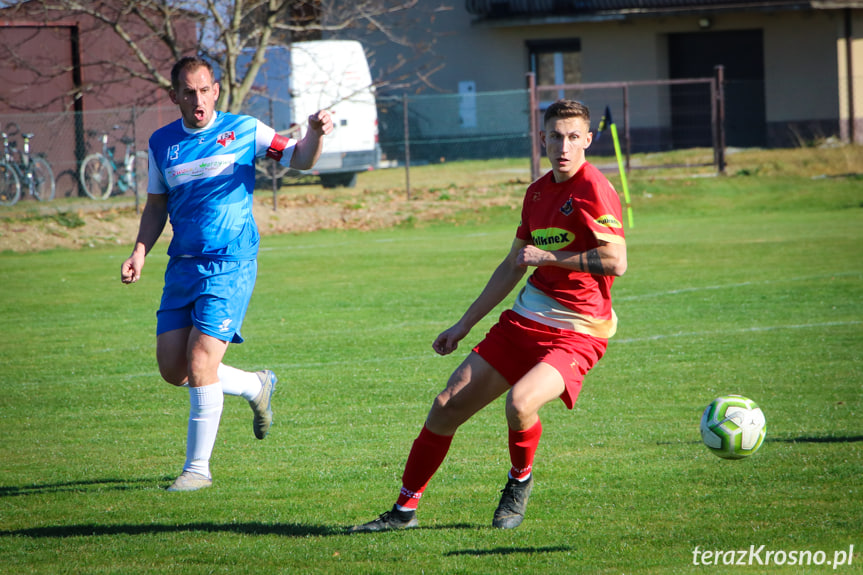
[[609, 122, 634, 228]]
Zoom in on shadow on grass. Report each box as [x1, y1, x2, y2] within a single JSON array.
[[445, 545, 572, 557], [0, 521, 481, 539], [0, 522, 342, 538], [0, 477, 483, 539], [767, 435, 863, 444], [656, 434, 863, 446], [0, 477, 165, 497]]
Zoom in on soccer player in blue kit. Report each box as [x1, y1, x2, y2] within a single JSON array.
[[121, 56, 333, 492]]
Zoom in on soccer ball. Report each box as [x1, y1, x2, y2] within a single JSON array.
[[700, 395, 766, 459]]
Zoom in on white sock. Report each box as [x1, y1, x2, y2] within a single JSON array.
[[508, 471, 532, 483], [183, 383, 224, 479], [217, 363, 262, 401]]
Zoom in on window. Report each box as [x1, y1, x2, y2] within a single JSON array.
[[528, 39, 582, 107]]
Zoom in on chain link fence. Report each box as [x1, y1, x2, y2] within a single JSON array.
[[530, 73, 726, 177], [380, 75, 726, 179], [377, 90, 532, 165], [1, 106, 176, 202], [0, 78, 733, 204]]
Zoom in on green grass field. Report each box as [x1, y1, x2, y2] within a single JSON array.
[[0, 152, 861, 574]]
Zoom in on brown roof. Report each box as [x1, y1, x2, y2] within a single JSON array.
[[465, 0, 862, 21]]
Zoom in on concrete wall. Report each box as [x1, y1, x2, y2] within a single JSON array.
[[361, 4, 862, 146]]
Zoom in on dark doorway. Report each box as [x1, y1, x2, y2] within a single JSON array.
[[669, 30, 766, 148]]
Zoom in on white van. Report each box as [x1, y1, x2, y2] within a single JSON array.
[[242, 40, 380, 188]]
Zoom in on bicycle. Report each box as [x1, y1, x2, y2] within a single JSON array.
[[79, 126, 148, 201], [0, 123, 56, 206]]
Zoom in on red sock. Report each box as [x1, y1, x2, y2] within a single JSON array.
[[508, 418, 543, 480], [396, 425, 454, 509]]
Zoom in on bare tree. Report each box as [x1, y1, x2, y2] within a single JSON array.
[[1, 0, 449, 113]]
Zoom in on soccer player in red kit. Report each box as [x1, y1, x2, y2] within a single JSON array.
[[348, 99, 627, 532]]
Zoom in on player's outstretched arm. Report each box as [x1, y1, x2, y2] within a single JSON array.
[[121, 193, 168, 284], [517, 240, 627, 277], [432, 237, 529, 355], [290, 110, 334, 170]]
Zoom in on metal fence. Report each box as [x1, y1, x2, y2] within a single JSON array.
[[528, 68, 727, 179], [377, 90, 533, 165], [0, 74, 728, 203], [1, 106, 176, 202], [379, 71, 725, 188]]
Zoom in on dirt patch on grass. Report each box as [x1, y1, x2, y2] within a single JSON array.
[[0, 182, 525, 253]]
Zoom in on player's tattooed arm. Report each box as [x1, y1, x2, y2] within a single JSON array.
[[518, 240, 626, 276], [579, 249, 606, 275]]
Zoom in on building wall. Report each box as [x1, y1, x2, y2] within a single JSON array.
[[0, 23, 77, 114], [0, 4, 196, 198], [837, 9, 863, 143], [363, 4, 862, 146]]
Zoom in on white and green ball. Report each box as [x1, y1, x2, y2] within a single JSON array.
[[700, 395, 766, 459]]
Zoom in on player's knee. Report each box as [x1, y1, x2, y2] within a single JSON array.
[[156, 344, 187, 385], [159, 365, 187, 386], [156, 354, 188, 386], [429, 388, 470, 427], [505, 396, 537, 429], [427, 397, 465, 436], [431, 390, 455, 415]]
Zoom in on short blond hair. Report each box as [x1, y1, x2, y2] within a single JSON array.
[[543, 100, 590, 128]]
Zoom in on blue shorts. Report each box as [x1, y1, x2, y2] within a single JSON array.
[[156, 257, 257, 344]]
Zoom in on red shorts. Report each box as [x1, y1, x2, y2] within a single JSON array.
[[473, 309, 607, 409]]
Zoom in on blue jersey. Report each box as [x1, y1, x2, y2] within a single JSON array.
[[147, 112, 295, 260]]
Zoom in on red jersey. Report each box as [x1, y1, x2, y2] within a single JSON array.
[[513, 162, 625, 338]]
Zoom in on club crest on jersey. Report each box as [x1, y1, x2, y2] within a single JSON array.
[[560, 198, 574, 216], [217, 131, 235, 147]]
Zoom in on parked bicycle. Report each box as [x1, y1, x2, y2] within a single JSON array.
[[79, 126, 148, 201], [0, 123, 56, 206]]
